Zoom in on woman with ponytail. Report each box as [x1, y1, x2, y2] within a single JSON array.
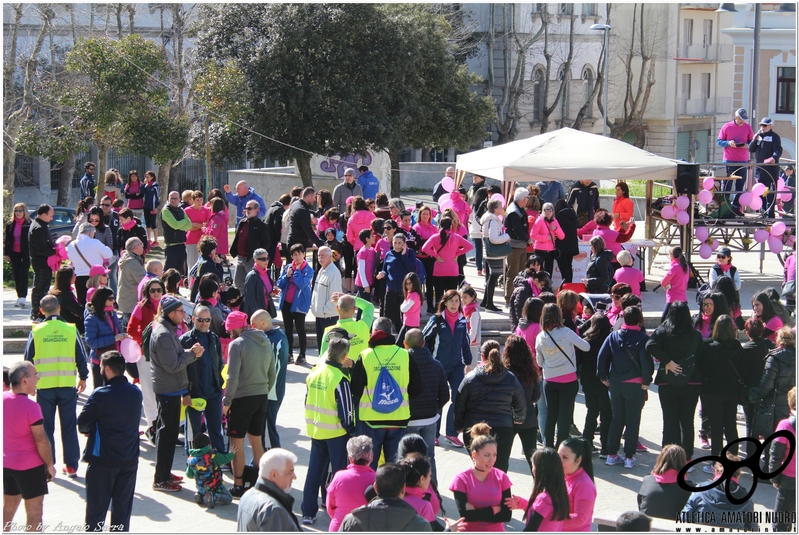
[[449, 423, 513, 531], [505, 447, 570, 531], [660, 246, 690, 321], [454, 340, 527, 473], [127, 278, 163, 440], [502, 335, 541, 470], [421, 216, 474, 309], [559, 437, 597, 531]]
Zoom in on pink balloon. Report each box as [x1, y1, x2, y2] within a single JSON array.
[[753, 229, 770, 243], [438, 197, 453, 211], [627, 245, 638, 256], [739, 192, 752, 207], [696, 227, 709, 242], [441, 177, 455, 193], [699, 243, 713, 259], [703, 177, 716, 191], [771, 222, 787, 236], [676, 210, 690, 226], [749, 196, 763, 211], [752, 183, 766, 197], [490, 193, 506, 207], [120, 338, 142, 363], [661, 205, 675, 219], [676, 196, 691, 210], [711, 239, 720, 250], [697, 190, 713, 205], [778, 178, 786, 191], [768, 236, 784, 254]]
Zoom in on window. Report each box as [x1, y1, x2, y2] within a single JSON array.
[[559, 4, 571, 15], [776, 67, 795, 114], [684, 19, 693, 47], [703, 20, 713, 47], [583, 3, 597, 16], [682, 74, 692, 101], [702, 73, 711, 100], [583, 69, 594, 118], [532, 69, 544, 122]]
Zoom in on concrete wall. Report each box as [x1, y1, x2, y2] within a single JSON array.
[[398, 162, 502, 191]]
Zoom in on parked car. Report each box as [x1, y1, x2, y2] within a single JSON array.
[[29, 207, 75, 240]]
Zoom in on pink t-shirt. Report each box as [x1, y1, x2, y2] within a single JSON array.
[[404, 486, 436, 522], [563, 467, 597, 532], [662, 259, 689, 304], [773, 417, 796, 480], [718, 120, 754, 162], [326, 464, 376, 532], [519, 492, 564, 532], [3, 391, 46, 470], [785, 254, 796, 283], [613, 266, 644, 297], [184, 205, 211, 245], [12, 219, 23, 253], [376, 238, 391, 261], [515, 322, 541, 358], [450, 468, 512, 532], [356, 246, 376, 288], [402, 291, 422, 328], [764, 315, 785, 343]]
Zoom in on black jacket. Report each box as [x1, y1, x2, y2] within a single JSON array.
[[646, 328, 703, 385], [265, 201, 285, 256], [504, 202, 529, 249], [117, 217, 148, 255], [567, 181, 600, 219], [740, 338, 775, 388], [180, 328, 224, 399], [509, 270, 534, 330], [190, 255, 225, 302], [585, 250, 614, 293], [229, 217, 269, 261], [554, 206, 579, 256], [242, 268, 277, 319], [341, 497, 432, 532], [407, 347, 449, 422], [749, 129, 783, 164], [514, 376, 541, 430], [4, 219, 30, 258], [638, 475, 691, 521], [104, 211, 121, 252], [758, 347, 795, 422], [56, 290, 85, 334], [28, 217, 55, 271], [287, 198, 323, 249], [454, 366, 526, 431], [700, 339, 745, 398]]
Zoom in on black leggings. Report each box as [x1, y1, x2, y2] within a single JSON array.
[[556, 254, 574, 285], [513, 426, 539, 471], [433, 276, 459, 309], [8, 252, 29, 298], [534, 250, 556, 277], [281, 301, 307, 358], [419, 257, 436, 312]]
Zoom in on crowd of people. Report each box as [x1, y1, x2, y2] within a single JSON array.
[[3, 162, 797, 532]]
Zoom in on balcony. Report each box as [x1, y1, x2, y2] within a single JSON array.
[[677, 44, 733, 63], [678, 97, 732, 117]]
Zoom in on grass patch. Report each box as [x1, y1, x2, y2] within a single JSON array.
[[599, 180, 672, 198]]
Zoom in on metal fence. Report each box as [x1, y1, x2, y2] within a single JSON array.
[[174, 157, 247, 195], [107, 149, 146, 181], [14, 154, 36, 187], [72, 150, 90, 188]]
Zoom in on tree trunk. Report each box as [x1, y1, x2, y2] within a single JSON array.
[[157, 160, 172, 211], [168, 163, 180, 193], [295, 156, 313, 188], [97, 144, 108, 184], [387, 148, 401, 198], [57, 153, 76, 207], [3, 143, 18, 217], [421, 148, 431, 162]]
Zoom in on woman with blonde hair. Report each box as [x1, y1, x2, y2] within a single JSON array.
[[637, 444, 691, 519], [4, 202, 31, 307]]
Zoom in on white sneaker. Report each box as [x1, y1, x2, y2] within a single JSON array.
[[702, 464, 716, 475], [605, 455, 624, 466], [14, 298, 24, 308], [624, 457, 636, 469]]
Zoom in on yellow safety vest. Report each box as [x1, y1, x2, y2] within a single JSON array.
[[358, 346, 411, 422], [305, 361, 348, 440], [32, 320, 78, 390], [323, 318, 370, 362]]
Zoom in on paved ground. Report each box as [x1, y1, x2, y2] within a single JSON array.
[[1, 194, 792, 532]]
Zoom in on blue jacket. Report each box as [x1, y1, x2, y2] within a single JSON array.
[[537, 181, 565, 205], [226, 187, 267, 223], [358, 171, 380, 201], [381, 248, 417, 293], [265, 327, 290, 403], [276, 261, 314, 314], [84, 311, 123, 365], [77, 375, 142, 465], [80, 172, 96, 199], [597, 328, 654, 385], [181, 328, 224, 399], [681, 481, 757, 530], [422, 313, 472, 371], [143, 181, 160, 210]]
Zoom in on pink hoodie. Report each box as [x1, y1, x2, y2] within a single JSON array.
[[531, 216, 565, 252], [204, 211, 229, 254], [449, 190, 472, 228], [346, 209, 376, 249], [421, 231, 474, 277], [326, 464, 376, 532], [562, 467, 597, 532]]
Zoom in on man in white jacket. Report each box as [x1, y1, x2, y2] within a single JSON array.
[[310, 246, 342, 351], [67, 223, 113, 304]]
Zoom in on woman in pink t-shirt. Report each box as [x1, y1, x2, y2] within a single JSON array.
[[450, 423, 513, 531], [326, 436, 376, 532], [505, 447, 570, 531], [660, 246, 690, 322], [184, 191, 211, 272], [615, 250, 645, 297], [401, 454, 437, 524], [752, 291, 785, 342], [559, 437, 597, 531]]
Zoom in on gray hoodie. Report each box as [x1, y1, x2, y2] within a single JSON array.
[[223, 329, 276, 406], [150, 316, 197, 395]]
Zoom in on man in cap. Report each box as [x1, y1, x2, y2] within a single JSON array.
[[717, 108, 755, 210], [333, 169, 364, 214], [749, 117, 783, 218], [223, 311, 275, 498]]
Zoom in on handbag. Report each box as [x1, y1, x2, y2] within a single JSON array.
[[754, 390, 779, 438], [482, 219, 512, 258]]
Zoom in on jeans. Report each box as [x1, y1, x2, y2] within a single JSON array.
[[85, 462, 137, 532], [723, 161, 748, 208], [608, 382, 646, 459], [504, 248, 528, 303], [37, 387, 80, 469], [186, 391, 225, 455], [107, 258, 119, 295], [582, 375, 612, 453], [658, 384, 700, 460], [315, 316, 339, 352], [281, 302, 307, 358], [234, 256, 255, 291], [31, 267, 52, 319], [472, 237, 484, 273], [537, 383, 548, 446], [164, 244, 187, 276], [8, 252, 29, 298], [773, 486, 796, 531], [356, 286, 372, 302], [406, 422, 439, 484], [154, 394, 182, 483], [464, 426, 515, 474], [544, 379, 579, 449], [700, 393, 739, 456], [442, 366, 465, 438], [301, 434, 349, 518], [363, 426, 406, 471]]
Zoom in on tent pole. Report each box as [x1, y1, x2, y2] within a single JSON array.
[[455, 169, 467, 190]]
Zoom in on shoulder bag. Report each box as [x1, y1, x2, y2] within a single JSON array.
[[726, 359, 752, 407], [482, 219, 512, 258], [546, 331, 575, 369]]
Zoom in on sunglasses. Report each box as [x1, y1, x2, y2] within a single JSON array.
[[194, 318, 211, 323], [149, 288, 164, 294], [717, 255, 728, 259], [101, 203, 111, 207], [14, 209, 24, 213], [255, 257, 268, 262], [246, 207, 257, 211], [702, 302, 714, 308]]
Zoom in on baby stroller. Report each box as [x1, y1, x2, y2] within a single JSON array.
[[219, 255, 234, 287]]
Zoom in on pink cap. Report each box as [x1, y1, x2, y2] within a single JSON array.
[[224, 311, 249, 332], [89, 265, 110, 277]]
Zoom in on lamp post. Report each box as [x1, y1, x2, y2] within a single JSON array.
[[590, 23, 611, 136]]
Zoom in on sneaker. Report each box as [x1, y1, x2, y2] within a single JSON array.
[[477, 270, 483, 276], [230, 485, 247, 498], [434, 438, 440, 447], [605, 455, 624, 466], [687, 463, 697, 473], [287, 355, 295, 365], [702, 464, 716, 475], [168, 473, 184, 483], [295, 355, 306, 365], [624, 457, 636, 469], [443, 435, 465, 448], [536, 430, 544, 446], [153, 481, 182, 492], [150, 240, 159, 248], [483, 304, 501, 313], [194, 492, 205, 506], [599, 450, 609, 459], [175, 438, 184, 447], [570, 424, 581, 437], [302, 516, 316, 526], [636, 441, 647, 452], [699, 435, 710, 450], [61, 466, 78, 479]]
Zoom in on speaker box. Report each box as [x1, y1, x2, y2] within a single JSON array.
[[675, 163, 700, 195]]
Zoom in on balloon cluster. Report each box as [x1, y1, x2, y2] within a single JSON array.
[[694, 227, 721, 259], [753, 221, 789, 254], [662, 195, 691, 225]]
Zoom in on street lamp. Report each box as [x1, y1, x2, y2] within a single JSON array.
[[590, 23, 611, 136]]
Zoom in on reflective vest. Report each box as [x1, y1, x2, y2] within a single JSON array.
[[305, 361, 348, 440], [358, 346, 411, 422], [323, 318, 371, 362], [32, 320, 78, 389]]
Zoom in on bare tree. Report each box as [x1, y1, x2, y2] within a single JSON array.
[[538, 4, 576, 134], [571, 4, 612, 131]]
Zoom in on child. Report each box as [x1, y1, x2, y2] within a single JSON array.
[[142, 170, 160, 247], [224, 287, 243, 312], [323, 228, 344, 267], [355, 228, 376, 301], [186, 433, 237, 508], [318, 208, 341, 240], [398, 273, 423, 345], [401, 453, 436, 524], [460, 286, 482, 364], [112, 198, 124, 213], [509, 255, 543, 330], [515, 297, 544, 359], [532, 271, 552, 296], [103, 169, 121, 202], [506, 448, 570, 531], [614, 250, 645, 298]]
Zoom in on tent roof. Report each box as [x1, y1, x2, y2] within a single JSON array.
[[456, 128, 679, 183]]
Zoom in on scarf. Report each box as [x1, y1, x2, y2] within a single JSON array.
[[621, 324, 642, 331], [148, 296, 160, 309], [463, 302, 478, 319], [205, 296, 218, 307], [444, 309, 459, 334], [653, 469, 679, 484], [718, 262, 733, 273], [121, 218, 137, 231], [702, 313, 712, 324], [292, 260, 307, 272], [255, 264, 273, 294], [368, 330, 396, 348], [103, 307, 119, 348], [127, 180, 140, 194]]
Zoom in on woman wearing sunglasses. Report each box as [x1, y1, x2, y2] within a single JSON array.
[[4, 202, 31, 308]]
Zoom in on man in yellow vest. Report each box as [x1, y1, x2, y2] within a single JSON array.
[[301, 329, 355, 526], [350, 317, 423, 470], [319, 293, 374, 364], [24, 295, 89, 479]]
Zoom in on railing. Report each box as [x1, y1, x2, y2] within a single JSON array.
[[678, 96, 732, 116], [679, 43, 733, 62]]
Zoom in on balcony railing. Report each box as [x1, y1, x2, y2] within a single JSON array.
[[678, 97, 732, 116], [678, 44, 733, 62]]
